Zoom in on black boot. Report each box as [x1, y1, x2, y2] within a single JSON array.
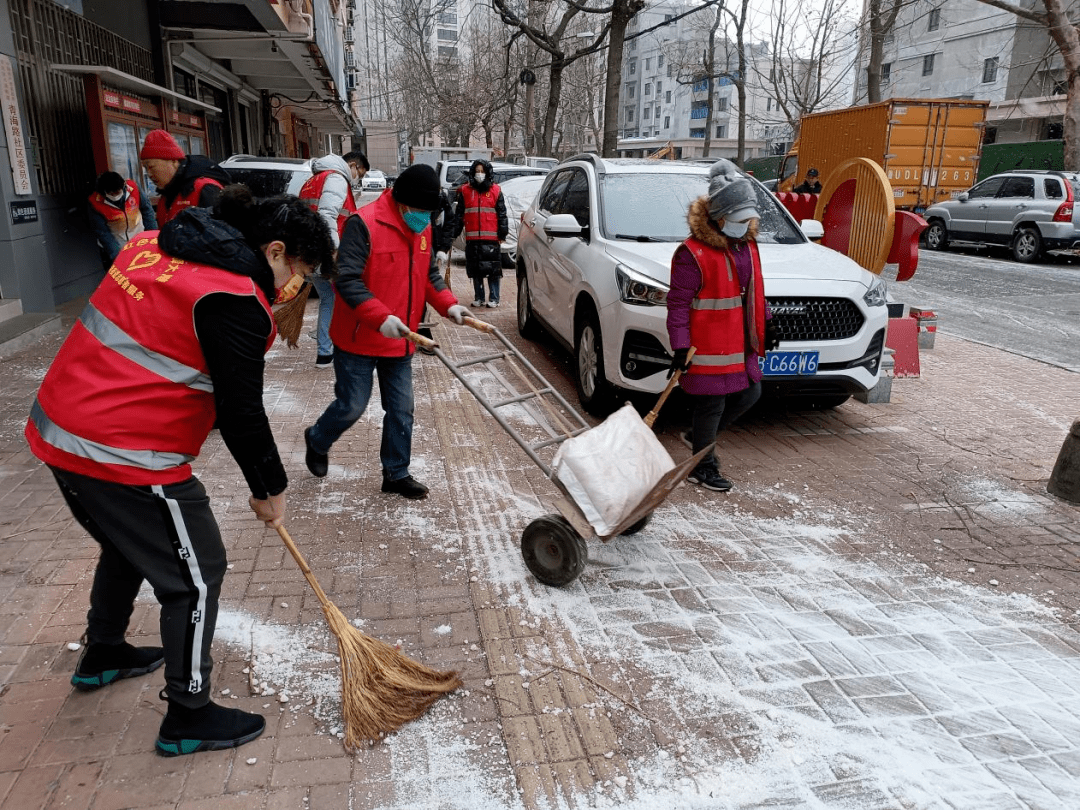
[[156, 695, 265, 757], [71, 640, 165, 691]]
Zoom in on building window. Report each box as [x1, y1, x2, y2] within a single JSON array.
[[665, 90, 672, 103], [922, 53, 935, 76], [644, 106, 650, 119], [982, 57, 998, 83], [656, 81, 662, 95], [667, 64, 673, 78], [690, 100, 709, 119], [716, 125, 726, 138], [629, 60, 637, 75], [437, 46, 457, 59], [645, 57, 652, 70], [658, 54, 664, 69], [690, 128, 705, 138], [645, 83, 651, 96], [928, 7, 940, 31], [626, 106, 634, 122], [437, 11, 457, 24], [716, 96, 728, 111], [437, 29, 456, 41], [664, 115, 670, 129], [655, 105, 660, 118], [766, 98, 772, 111], [627, 84, 635, 99], [881, 62, 892, 84]]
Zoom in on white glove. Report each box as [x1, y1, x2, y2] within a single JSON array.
[[436, 251, 448, 264], [379, 315, 409, 339], [447, 305, 471, 325]]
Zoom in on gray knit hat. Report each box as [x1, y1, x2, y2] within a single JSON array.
[[706, 159, 759, 223]]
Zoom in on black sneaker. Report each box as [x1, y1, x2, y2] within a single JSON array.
[[687, 465, 734, 492], [156, 697, 265, 757], [304, 427, 328, 478], [382, 475, 429, 500], [315, 354, 333, 368], [71, 641, 165, 692]]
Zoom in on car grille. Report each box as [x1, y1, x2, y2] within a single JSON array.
[[767, 297, 864, 341]]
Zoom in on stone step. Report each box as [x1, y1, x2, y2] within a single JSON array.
[[0, 298, 24, 323], [0, 311, 63, 359]]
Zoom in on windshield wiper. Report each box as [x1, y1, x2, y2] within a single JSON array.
[[615, 233, 664, 242]]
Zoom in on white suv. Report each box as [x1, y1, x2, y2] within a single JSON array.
[[219, 155, 312, 196], [515, 156, 890, 414]]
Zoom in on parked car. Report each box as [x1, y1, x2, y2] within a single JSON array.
[[923, 170, 1080, 263], [219, 155, 311, 196], [515, 155, 890, 414], [452, 173, 547, 264], [436, 160, 549, 191], [362, 169, 387, 191]]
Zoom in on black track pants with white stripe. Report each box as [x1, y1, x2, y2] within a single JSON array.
[[51, 467, 226, 708]]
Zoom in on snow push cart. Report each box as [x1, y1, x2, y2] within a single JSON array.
[[408, 318, 709, 587]]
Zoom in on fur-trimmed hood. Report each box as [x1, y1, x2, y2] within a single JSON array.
[[687, 196, 758, 251]]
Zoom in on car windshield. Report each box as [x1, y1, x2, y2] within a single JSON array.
[[599, 172, 804, 244], [225, 168, 299, 196]]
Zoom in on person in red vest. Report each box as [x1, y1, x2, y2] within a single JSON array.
[[26, 186, 334, 755], [87, 170, 157, 267], [450, 158, 508, 307], [299, 151, 368, 367], [666, 159, 780, 493], [139, 129, 230, 225], [303, 164, 472, 499]]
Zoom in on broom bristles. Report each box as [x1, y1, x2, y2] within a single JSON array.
[[273, 282, 314, 348], [322, 601, 462, 750]]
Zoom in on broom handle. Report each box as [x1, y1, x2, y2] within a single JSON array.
[[643, 346, 696, 429], [275, 524, 333, 611], [404, 331, 439, 351], [463, 315, 496, 333]]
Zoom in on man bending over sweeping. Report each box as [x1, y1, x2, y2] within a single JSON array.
[[25, 187, 334, 755]]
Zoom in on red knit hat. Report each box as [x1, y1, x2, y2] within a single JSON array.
[[140, 129, 184, 160]]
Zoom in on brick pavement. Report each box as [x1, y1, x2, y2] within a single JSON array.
[[1, 276, 1079, 809]]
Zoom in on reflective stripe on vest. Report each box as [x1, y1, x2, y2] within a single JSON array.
[[692, 351, 745, 366], [79, 302, 214, 392], [691, 296, 742, 311], [29, 399, 195, 470]]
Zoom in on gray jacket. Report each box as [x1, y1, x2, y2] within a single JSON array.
[[308, 154, 354, 249]]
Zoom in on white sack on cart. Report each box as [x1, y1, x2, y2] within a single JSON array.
[[553, 403, 675, 537]]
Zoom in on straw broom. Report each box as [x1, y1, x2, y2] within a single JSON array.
[[272, 280, 314, 348], [275, 525, 462, 749]]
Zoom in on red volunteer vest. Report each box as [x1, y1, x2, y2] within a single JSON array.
[[156, 177, 223, 225], [25, 233, 275, 485], [681, 237, 766, 376], [89, 180, 144, 244], [460, 183, 501, 241], [299, 170, 358, 237]]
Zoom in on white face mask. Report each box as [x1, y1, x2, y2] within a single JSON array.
[[474, 172, 486, 183], [106, 191, 125, 202], [721, 220, 750, 239]]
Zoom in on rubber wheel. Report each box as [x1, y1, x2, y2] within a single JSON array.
[[516, 268, 541, 339], [620, 512, 652, 535], [1012, 226, 1042, 263], [574, 309, 616, 416], [924, 220, 948, 251], [521, 515, 588, 587]]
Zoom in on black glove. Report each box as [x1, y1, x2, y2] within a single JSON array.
[[764, 319, 780, 352], [667, 347, 691, 378]]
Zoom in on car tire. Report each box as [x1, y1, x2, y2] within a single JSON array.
[[924, 219, 949, 251], [516, 268, 541, 339], [1012, 226, 1042, 263], [574, 309, 617, 416]]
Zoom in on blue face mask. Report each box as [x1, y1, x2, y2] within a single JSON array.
[[403, 210, 429, 234]]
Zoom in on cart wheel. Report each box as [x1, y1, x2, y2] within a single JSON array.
[[521, 515, 588, 587], [620, 512, 652, 535]]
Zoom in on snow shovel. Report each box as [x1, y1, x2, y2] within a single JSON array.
[[275, 525, 460, 750]]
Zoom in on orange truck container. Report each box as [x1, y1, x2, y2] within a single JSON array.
[[778, 98, 989, 210]]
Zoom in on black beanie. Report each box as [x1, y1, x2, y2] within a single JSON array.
[[392, 164, 441, 211]]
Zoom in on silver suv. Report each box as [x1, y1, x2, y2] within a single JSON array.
[[219, 155, 312, 196], [923, 170, 1080, 263]]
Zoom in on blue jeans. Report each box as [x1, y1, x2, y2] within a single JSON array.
[[309, 274, 335, 357], [308, 350, 415, 481], [471, 275, 500, 304]]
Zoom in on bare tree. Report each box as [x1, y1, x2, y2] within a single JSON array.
[[601, 0, 647, 156], [974, 0, 1080, 170], [493, 0, 611, 155], [756, 0, 858, 140], [860, 0, 917, 104]]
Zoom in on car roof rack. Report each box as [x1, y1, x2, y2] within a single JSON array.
[[563, 153, 606, 173]]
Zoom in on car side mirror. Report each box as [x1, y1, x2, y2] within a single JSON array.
[[958, 192, 969, 202], [800, 219, 824, 240], [544, 213, 584, 238]]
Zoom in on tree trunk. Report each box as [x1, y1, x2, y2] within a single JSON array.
[[1043, 0, 1080, 170], [702, 17, 718, 158], [542, 56, 566, 155], [602, 11, 632, 157]]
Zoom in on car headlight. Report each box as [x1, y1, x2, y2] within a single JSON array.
[[616, 264, 668, 306], [863, 276, 887, 308]]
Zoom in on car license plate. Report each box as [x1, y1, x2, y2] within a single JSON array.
[[761, 351, 819, 376]]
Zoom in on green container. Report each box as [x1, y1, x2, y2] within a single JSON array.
[[744, 155, 784, 181], [977, 140, 1064, 181]]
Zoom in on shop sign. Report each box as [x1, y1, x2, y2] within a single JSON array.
[[10, 200, 38, 224], [0, 55, 33, 195], [104, 89, 122, 108]]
